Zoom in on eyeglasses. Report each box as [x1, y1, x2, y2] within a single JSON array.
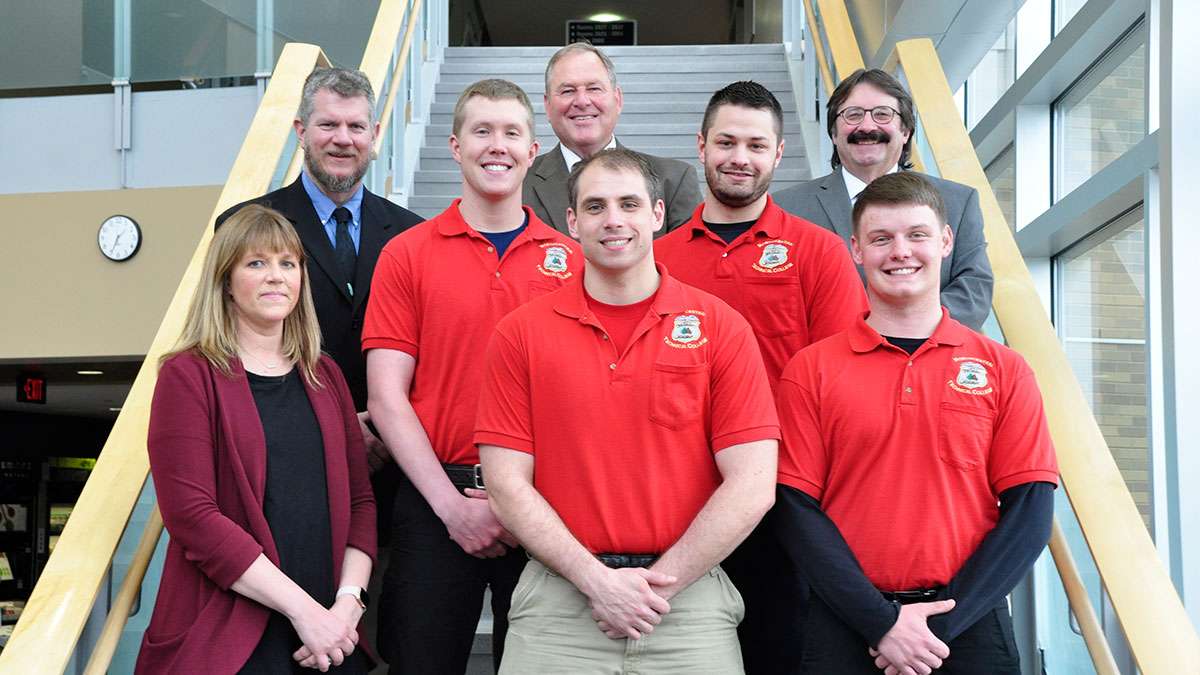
[[836, 105, 899, 125]]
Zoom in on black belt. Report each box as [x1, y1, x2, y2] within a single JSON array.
[[597, 553, 659, 569], [879, 587, 943, 605], [443, 463, 484, 491]]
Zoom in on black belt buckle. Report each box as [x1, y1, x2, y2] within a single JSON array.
[[596, 553, 659, 569], [472, 463, 485, 490]]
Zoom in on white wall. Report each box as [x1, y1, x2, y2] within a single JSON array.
[[0, 86, 258, 194]]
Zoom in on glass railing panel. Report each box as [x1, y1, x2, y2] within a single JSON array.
[[130, 0, 256, 82], [1037, 496, 1103, 674], [271, 0, 383, 68], [0, 0, 114, 89], [106, 479, 169, 674]]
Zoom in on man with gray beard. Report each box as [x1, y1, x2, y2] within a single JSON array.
[[217, 68, 422, 662]]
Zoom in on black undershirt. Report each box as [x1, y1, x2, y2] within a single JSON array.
[[883, 335, 927, 355], [774, 482, 1054, 647], [480, 213, 529, 258], [240, 370, 364, 674], [702, 219, 757, 244]]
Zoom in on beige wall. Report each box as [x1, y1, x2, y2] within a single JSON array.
[[0, 185, 221, 359]]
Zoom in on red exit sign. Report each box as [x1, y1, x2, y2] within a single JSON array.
[[17, 373, 46, 404]]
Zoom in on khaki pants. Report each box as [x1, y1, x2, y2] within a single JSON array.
[[499, 559, 746, 674]]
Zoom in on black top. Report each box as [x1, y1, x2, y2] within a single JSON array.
[[239, 370, 364, 674], [774, 481, 1054, 647], [703, 219, 757, 244], [884, 335, 927, 355], [480, 213, 530, 258]]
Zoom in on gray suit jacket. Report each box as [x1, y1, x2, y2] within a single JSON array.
[[773, 170, 993, 330], [522, 142, 702, 236]]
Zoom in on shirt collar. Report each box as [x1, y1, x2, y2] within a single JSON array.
[[840, 164, 899, 203], [555, 262, 686, 321], [847, 307, 967, 353], [435, 198, 561, 242], [560, 136, 618, 172], [301, 170, 364, 225], [684, 195, 784, 242]]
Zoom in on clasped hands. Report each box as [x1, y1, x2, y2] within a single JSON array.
[[585, 566, 679, 640], [290, 594, 364, 672], [868, 599, 956, 675]]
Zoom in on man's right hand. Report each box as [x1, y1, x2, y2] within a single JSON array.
[[872, 599, 955, 675], [439, 488, 517, 558], [582, 566, 676, 640]]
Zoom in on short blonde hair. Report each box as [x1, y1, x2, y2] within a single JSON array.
[[165, 204, 324, 386], [451, 78, 536, 138]]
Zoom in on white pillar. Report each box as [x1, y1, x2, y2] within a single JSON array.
[[1157, 0, 1200, 629]]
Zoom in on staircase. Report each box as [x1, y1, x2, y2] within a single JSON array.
[[406, 44, 811, 219]]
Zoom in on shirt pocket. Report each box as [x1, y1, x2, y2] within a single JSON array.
[[741, 278, 805, 339], [650, 362, 709, 429], [938, 403, 994, 471]]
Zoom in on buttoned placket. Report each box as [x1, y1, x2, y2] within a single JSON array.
[[888, 340, 938, 407], [582, 309, 665, 382]]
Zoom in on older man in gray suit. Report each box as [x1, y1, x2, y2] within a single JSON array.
[[773, 69, 993, 330], [523, 42, 701, 235]]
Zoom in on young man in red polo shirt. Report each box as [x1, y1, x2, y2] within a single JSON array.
[[476, 148, 780, 673], [775, 172, 1058, 674], [363, 79, 583, 674], [656, 80, 867, 674]]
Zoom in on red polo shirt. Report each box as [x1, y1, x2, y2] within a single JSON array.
[[655, 196, 867, 389], [474, 265, 780, 554], [363, 199, 582, 465], [776, 310, 1059, 591]]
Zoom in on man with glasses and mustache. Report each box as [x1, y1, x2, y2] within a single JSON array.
[[773, 69, 993, 331]]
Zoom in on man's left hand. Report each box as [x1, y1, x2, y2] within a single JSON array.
[[357, 411, 389, 474]]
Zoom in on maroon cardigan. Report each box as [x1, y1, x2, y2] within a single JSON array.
[[135, 352, 377, 674]]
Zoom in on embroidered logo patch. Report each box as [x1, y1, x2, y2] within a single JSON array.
[[538, 243, 573, 279], [665, 313, 709, 349], [752, 239, 795, 273], [948, 357, 994, 395]]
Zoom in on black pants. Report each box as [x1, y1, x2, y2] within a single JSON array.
[[723, 510, 809, 675], [378, 475, 526, 674], [801, 594, 1021, 674]]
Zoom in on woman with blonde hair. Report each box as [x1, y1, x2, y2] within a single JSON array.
[[136, 204, 376, 674]]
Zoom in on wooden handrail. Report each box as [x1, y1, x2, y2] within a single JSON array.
[[814, 0, 865, 80], [374, 0, 424, 156], [81, 507, 163, 675], [1048, 519, 1120, 675], [0, 41, 327, 674], [893, 36, 1200, 673], [801, 0, 836, 96]]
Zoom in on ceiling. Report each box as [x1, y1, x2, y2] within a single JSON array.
[[0, 358, 141, 419]]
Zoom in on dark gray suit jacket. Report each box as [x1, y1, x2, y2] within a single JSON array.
[[522, 142, 702, 236], [773, 170, 993, 330], [216, 178, 423, 409]]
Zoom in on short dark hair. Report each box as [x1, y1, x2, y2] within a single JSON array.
[[851, 172, 946, 234], [567, 147, 663, 209], [701, 81, 784, 141], [827, 69, 915, 170]]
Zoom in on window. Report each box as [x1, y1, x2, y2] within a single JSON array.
[[1053, 22, 1147, 200], [985, 144, 1016, 230], [1055, 0, 1091, 35], [965, 19, 1017, 129], [1055, 205, 1151, 532]]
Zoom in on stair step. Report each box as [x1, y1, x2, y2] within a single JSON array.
[[435, 81, 791, 96], [438, 72, 792, 86], [424, 122, 805, 138], [440, 60, 788, 76], [416, 153, 811, 172], [428, 99, 798, 115], [445, 44, 787, 59], [414, 170, 811, 195]]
